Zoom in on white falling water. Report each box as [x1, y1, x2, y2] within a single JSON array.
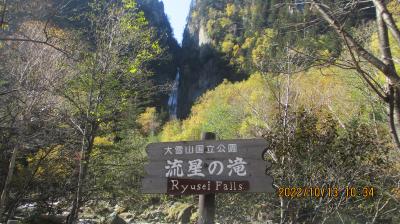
[[168, 69, 180, 119]]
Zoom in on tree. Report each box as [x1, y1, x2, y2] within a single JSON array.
[[0, 0, 76, 55], [265, 107, 397, 224], [137, 107, 160, 136], [0, 20, 71, 221], [305, 0, 400, 150], [61, 1, 162, 223]]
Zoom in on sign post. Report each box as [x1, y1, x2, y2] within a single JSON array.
[[142, 132, 274, 224], [198, 132, 216, 224]]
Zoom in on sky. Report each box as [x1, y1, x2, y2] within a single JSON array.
[[161, 0, 192, 44]]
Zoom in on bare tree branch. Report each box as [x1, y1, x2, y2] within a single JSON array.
[[311, 0, 400, 84], [0, 37, 70, 56], [0, 89, 17, 96]]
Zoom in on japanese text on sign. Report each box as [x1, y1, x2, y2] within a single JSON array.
[[164, 143, 238, 155], [165, 157, 248, 178]]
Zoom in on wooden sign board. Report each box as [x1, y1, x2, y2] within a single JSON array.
[[142, 139, 274, 194]]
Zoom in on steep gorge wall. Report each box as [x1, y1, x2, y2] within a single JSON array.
[[177, 0, 375, 119], [178, 0, 244, 118], [137, 0, 180, 111]]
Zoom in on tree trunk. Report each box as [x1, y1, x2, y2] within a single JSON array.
[[372, 0, 400, 46], [392, 86, 400, 146], [67, 124, 96, 224], [0, 147, 18, 220], [374, 0, 400, 150]]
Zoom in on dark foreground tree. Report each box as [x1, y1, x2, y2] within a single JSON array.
[[61, 1, 162, 223]]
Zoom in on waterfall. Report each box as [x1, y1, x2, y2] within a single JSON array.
[[168, 69, 180, 119]]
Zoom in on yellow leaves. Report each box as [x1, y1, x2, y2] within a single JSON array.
[[48, 27, 67, 39], [137, 107, 160, 135], [160, 73, 272, 140], [242, 37, 255, 49], [387, 1, 400, 19], [236, 55, 246, 65], [392, 187, 400, 200], [129, 67, 138, 74], [291, 67, 372, 123], [94, 136, 113, 146], [226, 4, 236, 17], [232, 44, 240, 57], [369, 31, 380, 56], [136, 11, 148, 25], [208, 8, 219, 19], [138, 107, 157, 123], [192, 11, 199, 20], [320, 49, 331, 58], [160, 65, 375, 142], [206, 19, 216, 34], [239, 115, 268, 137], [123, 0, 137, 9], [152, 42, 161, 53], [220, 17, 232, 29], [252, 29, 276, 66], [23, 145, 71, 180], [221, 39, 234, 54], [160, 120, 183, 142], [0, 22, 9, 31]]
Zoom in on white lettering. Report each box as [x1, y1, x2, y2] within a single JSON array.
[[175, 146, 183, 154], [185, 146, 194, 154], [181, 184, 189, 193], [228, 144, 237, 153], [227, 157, 247, 176], [165, 159, 184, 177], [208, 161, 224, 175], [216, 181, 222, 191], [195, 145, 204, 154], [206, 145, 215, 153], [164, 146, 173, 155], [171, 180, 179, 190], [187, 159, 205, 177], [216, 144, 226, 153]]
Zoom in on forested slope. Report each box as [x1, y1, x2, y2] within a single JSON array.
[[178, 0, 375, 117]]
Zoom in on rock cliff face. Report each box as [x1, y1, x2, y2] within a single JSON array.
[[198, 20, 211, 46], [137, 0, 180, 111], [176, 0, 375, 119], [178, 0, 243, 118]]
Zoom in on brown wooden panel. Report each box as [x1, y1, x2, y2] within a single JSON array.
[[141, 176, 274, 194], [167, 178, 249, 195], [146, 139, 268, 161], [144, 159, 270, 179]]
